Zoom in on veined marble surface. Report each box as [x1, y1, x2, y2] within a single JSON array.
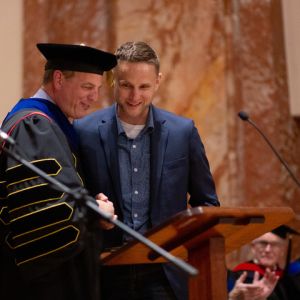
[[23, 0, 300, 265]]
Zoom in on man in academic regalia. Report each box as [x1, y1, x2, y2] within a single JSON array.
[[0, 43, 117, 300], [228, 225, 300, 300]]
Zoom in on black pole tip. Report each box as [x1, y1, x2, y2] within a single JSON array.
[[238, 111, 249, 121]]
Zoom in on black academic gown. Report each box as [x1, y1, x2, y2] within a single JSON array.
[[0, 108, 102, 300]]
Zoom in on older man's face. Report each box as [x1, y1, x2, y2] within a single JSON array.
[[55, 71, 103, 119], [251, 232, 288, 268]]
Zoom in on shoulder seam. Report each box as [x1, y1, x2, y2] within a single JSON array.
[[1, 112, 52, 150]]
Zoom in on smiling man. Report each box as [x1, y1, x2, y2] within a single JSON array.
[[0, 43, 117, 300], [74, 41, 219, 300]]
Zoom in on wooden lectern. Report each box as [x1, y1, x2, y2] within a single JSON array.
[[102, 206, 295, 300]]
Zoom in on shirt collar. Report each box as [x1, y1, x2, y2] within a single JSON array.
[[31, 88, 55, 104], [115, 104, 154, 136]]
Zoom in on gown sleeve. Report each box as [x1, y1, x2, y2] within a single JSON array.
[[0, 111, 98, 279]]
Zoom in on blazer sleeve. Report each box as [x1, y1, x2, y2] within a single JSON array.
[[188, 124, 219, 207]]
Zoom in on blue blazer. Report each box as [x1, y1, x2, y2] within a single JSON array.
[[74, 104, 219, 299]]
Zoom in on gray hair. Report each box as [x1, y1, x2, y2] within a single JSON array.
[[42, 70, 75, 84]]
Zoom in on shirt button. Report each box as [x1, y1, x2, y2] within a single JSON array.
[[133, 213, 138, 218], [133, 168, 138, 172], [134, 190, 139, 195], [132, 145, 136, 148]]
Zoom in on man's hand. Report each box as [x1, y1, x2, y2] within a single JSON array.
[[253, 268, 279, 299], [228, 269, 279, 300], [96, 193, 117, 230]]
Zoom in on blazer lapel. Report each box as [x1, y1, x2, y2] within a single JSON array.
[[151, 115, 168, 211], [98, 115, 123, 215]]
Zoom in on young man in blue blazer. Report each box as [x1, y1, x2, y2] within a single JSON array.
[[74, 41, 219, 300]]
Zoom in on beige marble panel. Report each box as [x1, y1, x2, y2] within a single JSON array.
[[23, 0, 300, 265], [0, 1, 23, 123], [23, 0, 114, 105], [225, 0, 300, 267]]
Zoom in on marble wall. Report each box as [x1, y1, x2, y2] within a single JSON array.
[[0, 1, 23, 122], [24, 0, 300, 266]]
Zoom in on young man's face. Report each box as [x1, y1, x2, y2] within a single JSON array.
[[114, 61, 161, 125], [251, 232, 288, 268], [55, 71, 103, 119]]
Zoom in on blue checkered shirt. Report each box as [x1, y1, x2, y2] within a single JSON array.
[[116, 108, 154, 241]]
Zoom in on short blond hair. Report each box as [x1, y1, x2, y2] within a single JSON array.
[[115, 41, 160, 74]]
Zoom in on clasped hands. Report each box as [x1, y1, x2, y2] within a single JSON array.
[[96, 193, 118, 230]]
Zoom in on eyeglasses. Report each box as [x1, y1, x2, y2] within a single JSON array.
[[253, 240, 283, 249]]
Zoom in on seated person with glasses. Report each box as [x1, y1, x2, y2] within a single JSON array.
[[228, 225, 300, 300]]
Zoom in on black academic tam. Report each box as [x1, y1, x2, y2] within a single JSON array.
[[37, 43, 117, 75]]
